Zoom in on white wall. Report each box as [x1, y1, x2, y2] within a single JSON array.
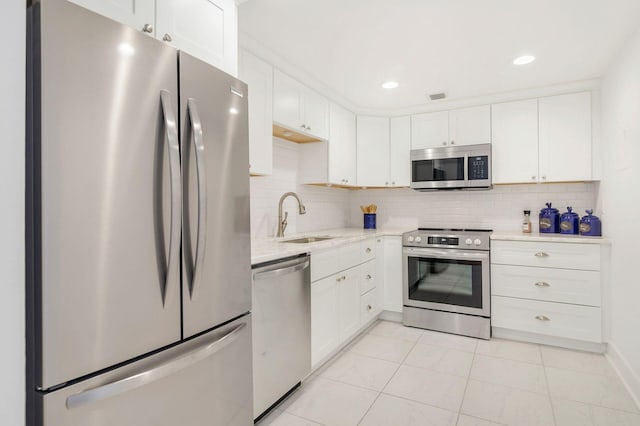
[[600, 25, 640, 404], [349, 183, 597, 232], [250, 139, 350, 238], [0, 1, 25, 424]]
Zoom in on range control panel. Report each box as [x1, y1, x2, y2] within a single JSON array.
[[403, 228, 491, 251]]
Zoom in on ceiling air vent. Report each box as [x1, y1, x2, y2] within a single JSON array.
[[429, 92, 446, 101]]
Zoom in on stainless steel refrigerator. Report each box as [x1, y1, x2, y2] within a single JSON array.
[[26, 1, 252, 424]]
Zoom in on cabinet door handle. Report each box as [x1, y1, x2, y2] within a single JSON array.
[[531, 176, 536, 180], [367, 305, 372, 311], [300, 124, 306, 129], [365, 248, 372, 253], [366, 274, 372, 280], [336, 277, 342, 282], [450, 140, 455, 145], [142, 24, 153, 33], [442, 141, 447, 146], [162, 33, 173, 42], [535, 315, 550, 321], [392, 181, 395, 185], [534, 252, 549, 257], [534, 282, 550, 287], [541, 175, 547, 180]]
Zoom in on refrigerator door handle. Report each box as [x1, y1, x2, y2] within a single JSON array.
[[186, 98, 207, 297], [160, 90, 182, 303], [65, 322, 246, 410]]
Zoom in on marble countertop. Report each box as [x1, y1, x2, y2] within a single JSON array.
[[251, 227, 413, 265], [491, 231, 610, 245]]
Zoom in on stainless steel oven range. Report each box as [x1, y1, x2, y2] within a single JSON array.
[[402, 228, 491, 339]]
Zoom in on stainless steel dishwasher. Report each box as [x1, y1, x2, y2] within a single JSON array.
[[252, 254, 311, 421]]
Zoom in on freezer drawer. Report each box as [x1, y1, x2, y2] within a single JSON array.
[[41, 315, 253, 426]]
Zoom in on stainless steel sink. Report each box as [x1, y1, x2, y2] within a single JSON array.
[[282, 236, 334, 244]]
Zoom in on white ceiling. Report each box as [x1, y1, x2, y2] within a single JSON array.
[[238, 0, 640, 113]]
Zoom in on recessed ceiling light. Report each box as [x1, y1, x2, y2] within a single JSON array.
[[513, 55, 536, 65], [381, 81, 399, 89]]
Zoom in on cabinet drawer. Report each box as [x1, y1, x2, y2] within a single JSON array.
[[491, 240, 600, 271], [361, 238, 376, 263], [360, 288, 378, 326], [312, 242, 362, 281], [360, 260, 376, 294], [492, 296, 602, 343], [491, 264, 601, 306]]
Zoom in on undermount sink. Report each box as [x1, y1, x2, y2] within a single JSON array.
[[282, 236, 334, 244]]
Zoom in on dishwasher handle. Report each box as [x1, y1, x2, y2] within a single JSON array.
[[253, 257, 310, 281]]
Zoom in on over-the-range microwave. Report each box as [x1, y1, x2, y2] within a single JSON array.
[[410, 143, 492, 191]]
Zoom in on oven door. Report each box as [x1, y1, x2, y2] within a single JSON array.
[[403, 247, 490, 317]]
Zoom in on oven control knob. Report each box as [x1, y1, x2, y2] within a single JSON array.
[[465, 238, 473, 245], [407, 236, 414, 242], [415, 236, 422, 243], [474, 238, 482, 246]]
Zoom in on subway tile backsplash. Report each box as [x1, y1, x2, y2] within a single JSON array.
[[250, 139, 598, 238]]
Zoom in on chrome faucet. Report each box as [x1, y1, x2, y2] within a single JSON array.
[[277, 192, 306, 237]]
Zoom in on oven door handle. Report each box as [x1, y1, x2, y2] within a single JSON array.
[[403, 247, 489, 262]]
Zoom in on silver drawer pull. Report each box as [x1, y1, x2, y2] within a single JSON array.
[[336, 277, 342, 282], [535, 315, 550, 321], [366, 274, 372, 280], [367, 305, 372, 311], [534, 282, 550, 287], [365, 248, 372, 254], [534, 252, 549, 257]]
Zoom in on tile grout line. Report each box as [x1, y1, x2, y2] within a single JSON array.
[[356, 329, 421, 425], [540, 346, 559, 426]]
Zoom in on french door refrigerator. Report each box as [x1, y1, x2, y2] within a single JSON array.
[[26, 1, 252, 424]]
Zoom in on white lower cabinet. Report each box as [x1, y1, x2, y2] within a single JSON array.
[[310, 238, 380, 367], [382, 236, 403, 313], [311, 275, 340, 365], [491, 239, 603, 349], [338, 268, 361, 341], [492, 296, 602, 343], [360, 288, 379, 326]]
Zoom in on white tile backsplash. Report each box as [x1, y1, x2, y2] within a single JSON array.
[[348, 183, 598, 232], [250, 140, 598, 237], [250, 139, 349, 238]]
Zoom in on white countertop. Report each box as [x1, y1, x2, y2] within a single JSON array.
[[491, 230, 610, 245], [251, 227, 413, 265]]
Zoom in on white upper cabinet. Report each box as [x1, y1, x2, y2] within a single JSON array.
[[491, 99, 539, 184], [448, 105, 491, 146], [411, 105, 490, 149], [328, 103, 357, 185], [273, 70, 329, 140], [411, 111, 448, 149], [298, 102, 356, 186], [238, 50, 273, 175], [389, 116, 411, 187], [538, 92, 592, 182], [357, 116, 390, 187], [303, 89, 330, 141], [68, 0, 155, 33], [491, 92, 593, 184], [156, 0, 238, 76], [68, 0, 238, 76]]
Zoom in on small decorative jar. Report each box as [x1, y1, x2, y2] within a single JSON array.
[[559, 206, 579, 235], [579, 210, 602, 236], [539, 202, 560, 233]]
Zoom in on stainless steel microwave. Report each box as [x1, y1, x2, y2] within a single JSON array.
[[410, 143, 492, 191]]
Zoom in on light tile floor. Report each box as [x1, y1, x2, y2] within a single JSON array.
[[257, 320, 640, 426]]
